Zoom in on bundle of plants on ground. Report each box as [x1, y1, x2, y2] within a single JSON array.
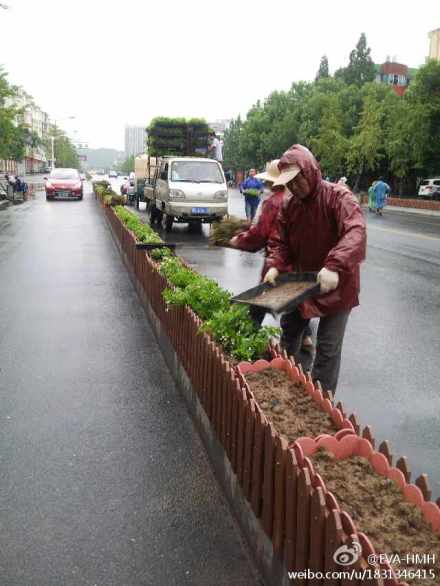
[[147, 117, 209, 157], [209, 216, 250, 247], [114, 206, 162, 244]]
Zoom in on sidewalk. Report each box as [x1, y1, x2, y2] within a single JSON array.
[[361, 203, 440, 218], [0, 189, 260, 586]]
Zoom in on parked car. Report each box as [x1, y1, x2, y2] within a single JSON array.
[[45, 168, 83, 201], [418, 178, 440, 200], [109, 170, 118, 178]]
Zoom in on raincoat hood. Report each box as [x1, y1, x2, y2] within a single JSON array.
[[278, 144, 322, 197]]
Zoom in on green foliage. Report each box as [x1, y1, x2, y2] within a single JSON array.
[[150, 247, 173, 261], [157, 254, 278, 360], [114, 206, 162, 243], [116, 155, 135, 174], [223, 46, 440, 191], [316, 55, 330, 80], [202, 305, 279, 362], [43, 126, 79, 169], [147, 117, 209, 157], [335, 33, 376, 86], [0, 67, 30, 161]]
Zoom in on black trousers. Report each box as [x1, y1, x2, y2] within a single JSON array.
[[280, 309, 350, 393]]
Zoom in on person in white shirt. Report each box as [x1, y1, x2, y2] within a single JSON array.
[[208, 132, 223, 163]]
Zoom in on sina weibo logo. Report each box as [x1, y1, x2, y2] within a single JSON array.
[[333, 541, 362, 566]]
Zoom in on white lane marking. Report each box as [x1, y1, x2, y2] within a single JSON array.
[[368, 224, 440, 241]]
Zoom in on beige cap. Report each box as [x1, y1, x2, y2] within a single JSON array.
[[255, 159, 280, 182], [272, 163, 301, 187]]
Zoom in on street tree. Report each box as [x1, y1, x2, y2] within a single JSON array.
[[335, 33, 376, 86], [0, 67, 28, 161], [116, 155, 135, 174], [346, 84, 390, 189], [405, 59, 440, 175], [316, 55, 330, 80]]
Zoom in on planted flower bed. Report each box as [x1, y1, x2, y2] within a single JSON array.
[[99, 200, 440, 586]]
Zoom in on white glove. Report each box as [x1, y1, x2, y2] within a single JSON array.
[[264, 267, 279, 286], [317, 268, 339, 294]]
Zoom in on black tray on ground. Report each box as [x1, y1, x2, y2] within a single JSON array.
[[135, 242, 177, 250], [232, 272, 320, 314]]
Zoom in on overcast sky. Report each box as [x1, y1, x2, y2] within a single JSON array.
[[0, 0, 438, 150]]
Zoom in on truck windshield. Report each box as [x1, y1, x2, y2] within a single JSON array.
[[170, 161, 223, 183]]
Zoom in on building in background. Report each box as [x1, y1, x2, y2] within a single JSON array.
[[429, 28, 440, 60], [375, 61, 415, 96], [124, 126, 146, 158], [11, 89, 50, 174]]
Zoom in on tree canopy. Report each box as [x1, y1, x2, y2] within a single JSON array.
[[223, 34, 440, 194]]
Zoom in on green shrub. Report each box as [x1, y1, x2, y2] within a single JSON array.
[[150, 247, 174, 261], [114, 206, 163, 244], [157, 254, 278, 361]]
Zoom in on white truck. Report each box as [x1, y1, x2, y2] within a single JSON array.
[[143, 156, 228, 231]]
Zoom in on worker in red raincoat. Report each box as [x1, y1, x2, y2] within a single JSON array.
[[229, 160, 314, 351], [264, 145, 366, 392]]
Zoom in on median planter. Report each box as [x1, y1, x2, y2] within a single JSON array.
[[100, 200, 440, 586], [292, 436, 440, 585]]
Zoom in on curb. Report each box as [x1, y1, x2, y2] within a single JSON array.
[[362, 204, 440, 218], [105, 208, 273, 585], [0, 200, 10, 211]]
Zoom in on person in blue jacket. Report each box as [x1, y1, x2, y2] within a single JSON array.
[[373, 178, 391, 216], [239, 169, 264, 221]]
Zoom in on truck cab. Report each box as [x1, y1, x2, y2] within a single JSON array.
[[144, 157, 228, 231]]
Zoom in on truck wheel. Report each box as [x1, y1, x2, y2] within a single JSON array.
[[163, 213, 174, 232], [150, 204, 162, 226]]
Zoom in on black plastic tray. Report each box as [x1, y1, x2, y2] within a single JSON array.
[[232, 272, 320, 314], [135, 242, 176, 250]]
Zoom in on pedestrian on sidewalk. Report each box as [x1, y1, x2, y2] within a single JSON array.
[[230, 160, 314, 351], [239, 169, 264, 221], [373, 177, 391, 216], [264, 144, 366, 393], [368, 180, 377, 212]]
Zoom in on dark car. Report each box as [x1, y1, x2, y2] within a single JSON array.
[[45, 168, 83, 201]]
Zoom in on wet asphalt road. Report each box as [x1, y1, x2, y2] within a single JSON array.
[[127, 182, 440, 498], [0, 186, 260, 586]]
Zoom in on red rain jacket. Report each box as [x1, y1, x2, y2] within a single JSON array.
[[266, 145, 367, 319], [234, 187, 289, 279]]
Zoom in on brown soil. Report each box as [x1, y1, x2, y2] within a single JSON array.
[[312, 450, 440, 585], [247, 281, 314, 312], [245, 369, 337, 442]]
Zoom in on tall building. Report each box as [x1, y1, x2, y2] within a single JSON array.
[[429, 28, 440, 60], [124, 126, 146, 157]]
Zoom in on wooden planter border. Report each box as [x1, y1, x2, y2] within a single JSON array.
[[100, 201, 440, 586]]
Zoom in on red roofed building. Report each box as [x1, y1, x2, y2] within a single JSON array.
[[375, 61, 411, 96]]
